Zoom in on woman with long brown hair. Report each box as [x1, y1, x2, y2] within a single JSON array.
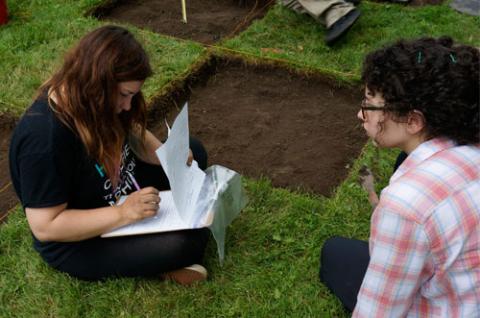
[[9, 25, 209, 284]]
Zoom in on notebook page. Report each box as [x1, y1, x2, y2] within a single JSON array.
[[101, 191, 190, 237], [155, 104, 206, 226]]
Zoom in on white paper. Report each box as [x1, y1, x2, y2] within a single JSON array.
[[102, 191, 191, 237], [102, 103, 247, 264], [155, 104, 207, 226]]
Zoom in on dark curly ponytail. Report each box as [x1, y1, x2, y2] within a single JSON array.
[[361, 37, 479, 145]]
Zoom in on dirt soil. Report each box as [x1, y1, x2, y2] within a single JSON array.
[[95, 0, 273, 44], [0, 114, 18, 223], [150, 60, 366, 196]]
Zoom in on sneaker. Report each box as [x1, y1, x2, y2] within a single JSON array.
[[162, 264, 208, 285], [325, 9, 361, 46]]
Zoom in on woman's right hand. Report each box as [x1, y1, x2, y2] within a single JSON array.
[[117, 187, 160, 223], [25, 187, 161, 242]]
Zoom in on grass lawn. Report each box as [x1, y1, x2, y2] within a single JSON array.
[[0, 0, 478, 317]]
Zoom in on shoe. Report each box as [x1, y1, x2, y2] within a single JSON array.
[[325, 9, 361, 46], [162, 264, 208, 285]]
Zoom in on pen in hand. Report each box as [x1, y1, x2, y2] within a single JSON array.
[[126, 171, 141, 191]]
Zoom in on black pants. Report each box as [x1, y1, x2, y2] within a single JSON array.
[[55, 138, 210, 281], [319, 236, 369, 311], [319, 151, 408, 311]]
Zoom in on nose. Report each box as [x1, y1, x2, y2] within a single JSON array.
[[121, 98, 132, 112]]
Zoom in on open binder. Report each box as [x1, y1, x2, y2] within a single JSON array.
[[102, 104, 247, 263]]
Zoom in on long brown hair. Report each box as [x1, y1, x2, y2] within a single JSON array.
[[39, 25, 152, 185]]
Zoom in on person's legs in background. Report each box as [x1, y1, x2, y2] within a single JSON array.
[[279, 0, 361, 45]]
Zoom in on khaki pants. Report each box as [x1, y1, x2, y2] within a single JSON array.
[[279, 0, 355, 28]]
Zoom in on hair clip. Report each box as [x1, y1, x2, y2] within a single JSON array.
[[416, 51, 422, 64], [449, 53, 457, 64]]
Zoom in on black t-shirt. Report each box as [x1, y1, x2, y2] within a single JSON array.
[[9, 95, 139, 266]]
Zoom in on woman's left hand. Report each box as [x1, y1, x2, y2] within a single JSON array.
[[187, 149, 193, 166]]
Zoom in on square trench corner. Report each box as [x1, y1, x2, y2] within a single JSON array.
[[92, 0, 273, 44]]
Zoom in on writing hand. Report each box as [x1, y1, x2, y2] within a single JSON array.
[[118, 187, 160, 223]]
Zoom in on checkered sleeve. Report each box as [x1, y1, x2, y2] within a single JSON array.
[[353, 208, 430, 318]]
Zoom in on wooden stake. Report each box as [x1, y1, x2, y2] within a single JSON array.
[[181, 0, 187, 23]]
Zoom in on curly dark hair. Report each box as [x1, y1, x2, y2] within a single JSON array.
[[361, 37, 479, 145]]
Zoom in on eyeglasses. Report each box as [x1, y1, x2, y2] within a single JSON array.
[[360, 99, 388, 120]]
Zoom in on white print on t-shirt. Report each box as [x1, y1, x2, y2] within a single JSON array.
[[101, 143, 138, 206]]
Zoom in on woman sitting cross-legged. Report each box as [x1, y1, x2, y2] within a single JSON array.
[[319, 37, 480, 317], [9, 25, 210, 284]]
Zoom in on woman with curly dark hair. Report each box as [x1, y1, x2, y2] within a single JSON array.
[[9, 26, 209, 284], [319, 37, 479, 317]]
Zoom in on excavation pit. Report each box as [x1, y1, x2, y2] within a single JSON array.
[[149, 59, 367, 196], [93, 0, 273, 44]]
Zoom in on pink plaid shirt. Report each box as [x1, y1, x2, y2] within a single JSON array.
[[353, 138, 480, 318]]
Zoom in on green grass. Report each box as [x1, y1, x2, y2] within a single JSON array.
[[222, 2, 480, 82], [1, 143, 395, 317], [224, 1, 480, 82], [0, 0, 478, 317], [0, 0, 205, 115]]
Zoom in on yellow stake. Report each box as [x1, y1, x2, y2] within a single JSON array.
[[181, 0, 187, 23]]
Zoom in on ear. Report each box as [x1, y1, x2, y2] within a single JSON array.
[[406, 110, 426, 135]]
